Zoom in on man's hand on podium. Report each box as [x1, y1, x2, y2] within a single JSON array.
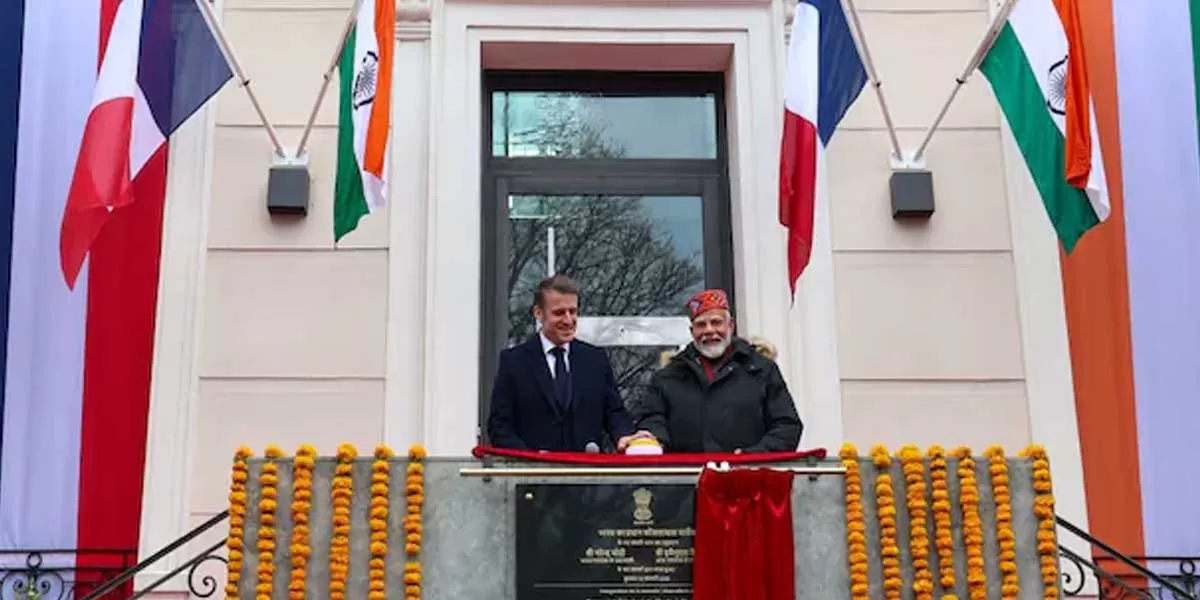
[[616, 430, 657, 452]]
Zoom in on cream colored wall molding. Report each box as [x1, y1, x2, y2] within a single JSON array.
[[396, 0, 432, 40], [385, 4, 433, 451], [136, 41, 221, 597]]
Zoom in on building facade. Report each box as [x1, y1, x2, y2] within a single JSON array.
[[137, 0, 1103, 591]]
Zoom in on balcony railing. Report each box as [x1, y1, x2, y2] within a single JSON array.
[[0, 549, 136, 600], [1058, 516, 1198, 600]]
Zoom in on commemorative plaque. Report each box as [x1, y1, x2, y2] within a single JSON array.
[[515, 484, 696, 600]]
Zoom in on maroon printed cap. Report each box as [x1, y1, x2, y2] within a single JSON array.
[[686, 289, 730, 320]]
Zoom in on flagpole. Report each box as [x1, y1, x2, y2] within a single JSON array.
[[192, 0, 285, 158], [912, 0, 1020, 162], [295, 0, 364, 158], [838, 0, 903, 161]]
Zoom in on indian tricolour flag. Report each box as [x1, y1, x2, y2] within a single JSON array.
[[979, 0, 1109, 251], [333, 0, 395, 242]]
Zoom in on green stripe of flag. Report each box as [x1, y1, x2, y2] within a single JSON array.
[[333, 26, 368, 243]]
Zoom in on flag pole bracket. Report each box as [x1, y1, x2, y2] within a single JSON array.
[[889, 153, 935, 220], [266, 150, 311, 217]]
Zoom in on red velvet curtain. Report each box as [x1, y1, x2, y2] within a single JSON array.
[[693, 468, 796, 600]]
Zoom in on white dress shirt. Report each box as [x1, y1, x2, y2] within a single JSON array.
[[539, 332, 571, 378]]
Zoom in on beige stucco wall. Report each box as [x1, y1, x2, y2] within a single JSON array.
[[829, 0, 1031, 451], [193, 0, 392, 518], [139, 0, 1095, 592]]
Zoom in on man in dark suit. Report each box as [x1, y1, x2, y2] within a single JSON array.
[[487, 275, 655, 452]]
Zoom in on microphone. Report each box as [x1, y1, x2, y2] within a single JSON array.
[[584, 442, 600, 454]]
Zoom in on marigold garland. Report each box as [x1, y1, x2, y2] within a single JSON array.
[[951, 447, 987, 600], [404, 444, 427, 600], [927, 445, 957, 600], [871, 445, 902, 600], [288, 444, 316, 600], [369, 445, 394, 600], [1020, 444, 1059, 599], [255, 445, 284, 600], [900, 445, 934, 600], [840, 444, 869, 600], [985, 446, 1018, 599], [224, 446, 253, 600], [330, 444, 357, 600]]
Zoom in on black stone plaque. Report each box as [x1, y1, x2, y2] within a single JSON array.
[[516, 484, 696, 600]]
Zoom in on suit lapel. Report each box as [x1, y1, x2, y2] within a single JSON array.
[[525, 336, 563, 419]]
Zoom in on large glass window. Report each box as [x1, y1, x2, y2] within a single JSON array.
[[492, 92, 718, 159], [479, 72, 733, 437]]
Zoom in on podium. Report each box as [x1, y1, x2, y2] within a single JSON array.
[[226, 445, 1057, 599]]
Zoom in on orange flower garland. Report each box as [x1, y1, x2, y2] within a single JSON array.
[[899, 445, 933, 600], [288, 444, 316, 600], [985, 446, 1018, 599], [1020, 445, 1059, 599], [256, 445, 284, 600], [404, 444, 427, 600], [330, 444, 357, 600], [369, 445, 394, 600], [840, 444, 869, 600], [927, 445, 957, 600], [952, 447, 987, 600], [225, 446, 252, 600], [871, 445, 902, 600]]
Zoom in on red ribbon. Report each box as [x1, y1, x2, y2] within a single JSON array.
[[471, 445, 827, 465]]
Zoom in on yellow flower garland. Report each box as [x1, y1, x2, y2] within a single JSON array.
[[840, 444, 869, 600], [289, 444, 316, 600], [1020, 445, 1058, 599], [900, 445, 933, 600], [370, 445, 394, 600], [985, 446, 1018, 599], [951, 447, 987, 600], [256, 445, 283, 600], [330, 444, 357, 600], [225, 446, 252, 600], [404, 444, 427, 600], [927, 445, 957, 600], [871, 445, 902, 600]]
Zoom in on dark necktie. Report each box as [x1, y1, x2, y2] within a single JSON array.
[[550, 346, 570, 409]]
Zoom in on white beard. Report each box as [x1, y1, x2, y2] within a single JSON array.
[[697, 337, 730, 359]]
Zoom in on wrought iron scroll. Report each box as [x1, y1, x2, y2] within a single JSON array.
[[80, 510, 230, 600], [0, 549, 136, 600], [1058, 515, 1198, 600]]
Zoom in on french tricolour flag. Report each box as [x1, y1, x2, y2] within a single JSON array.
[[780, 0, 867, 294], [0, 0, 230, 584]]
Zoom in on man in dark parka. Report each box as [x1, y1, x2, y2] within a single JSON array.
[[632, 289, 803, 454]]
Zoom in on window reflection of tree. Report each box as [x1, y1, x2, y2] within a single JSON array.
[[505, 94, 704, 401]]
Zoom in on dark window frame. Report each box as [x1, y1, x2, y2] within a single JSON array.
[[477, 71, 736, 443]]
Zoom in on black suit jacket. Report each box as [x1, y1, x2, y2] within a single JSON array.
[[486, 336, 635, 451]]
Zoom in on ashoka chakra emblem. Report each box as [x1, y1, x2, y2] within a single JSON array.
[[1046, 55, 1068, 116]]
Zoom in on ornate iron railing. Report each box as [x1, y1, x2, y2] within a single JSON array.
[[1058, 516, 1198, 600], [79, 510, 230, 600], [0, 549, 136, 600]]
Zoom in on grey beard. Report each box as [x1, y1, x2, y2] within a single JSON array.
[[697, 338, 730, 359]]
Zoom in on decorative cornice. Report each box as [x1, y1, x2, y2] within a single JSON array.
[[396, 0, 431, 40]]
